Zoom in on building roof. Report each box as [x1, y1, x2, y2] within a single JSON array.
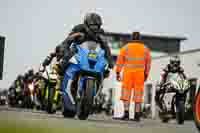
[[104, 31, 187, 41], [153, 48, 200, 59], [0, 36, 5, 39]]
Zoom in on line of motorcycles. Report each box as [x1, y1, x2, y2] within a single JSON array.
[[8, 68, 63, 114], [5, 66, 200, 130], [6, 65, 194, 122], [7, 68, 112, 115], [6, 41, 116, 121], [7, 46, 113, 119]]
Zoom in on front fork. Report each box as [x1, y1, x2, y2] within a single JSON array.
[[53, 78, 62, 104], [175, 93, 186, 109], [77, 76, 102, 104], [45, 87, 49, 100], [44, 85, 60, 102]]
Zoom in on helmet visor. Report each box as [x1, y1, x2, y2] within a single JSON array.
[[88, 24, 100, 32]]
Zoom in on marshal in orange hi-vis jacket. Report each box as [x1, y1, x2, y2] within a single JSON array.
[[115, 38, 151, 104]]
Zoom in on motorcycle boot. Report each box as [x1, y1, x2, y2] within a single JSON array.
[[134, 103, 142, 122], [121, 110, 129, 120]]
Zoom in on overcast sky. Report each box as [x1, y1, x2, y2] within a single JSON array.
[[0, 0, 200, 88]]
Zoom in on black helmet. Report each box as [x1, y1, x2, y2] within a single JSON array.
[[84, 13, 102, 32], [55, 45, 64, 60], [169, 55, 181, 70], [17, 74, 23, 80], [28, 69, 34, 75]]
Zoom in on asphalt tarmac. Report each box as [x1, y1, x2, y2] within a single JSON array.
[[0, 106, 198, 133]]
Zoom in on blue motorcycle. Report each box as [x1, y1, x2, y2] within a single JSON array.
[[62, 42, 108, 120]]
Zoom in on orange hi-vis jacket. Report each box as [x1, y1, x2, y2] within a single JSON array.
[[115, 40, 151, 103]]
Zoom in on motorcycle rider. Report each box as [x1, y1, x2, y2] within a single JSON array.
[[24, 69, 35, 82], [60, 13, 114, 115], [8, 75, 24, 105], [40, 14, 113, 110], [15, 75, 24, 94], [155, 55, 187, 110], [15, 75, 25, 104], [41, 12, 113, 73], [50, 63, 63, 111], [23, 69, 35, 98], [8, 81, 17, 105]]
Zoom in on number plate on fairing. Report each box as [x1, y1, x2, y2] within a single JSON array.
[[88, 53, 97, 59]]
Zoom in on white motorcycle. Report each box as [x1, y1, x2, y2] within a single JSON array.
[[156, 73, 190, 124]]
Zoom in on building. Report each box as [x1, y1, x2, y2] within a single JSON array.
[[0, 36, 5, 80], [103, 32, 186, 58]]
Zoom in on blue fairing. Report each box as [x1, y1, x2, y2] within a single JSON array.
[[75, 45, 107, 73], [61, 44, 107, 111]]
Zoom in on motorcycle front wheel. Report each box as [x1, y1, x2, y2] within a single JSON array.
[[47, 87, 56, 114], [62, 96, 76, 118], [77, 79, 95, 120], [176, 100, 185, 124], [193, 89, 200, 131]]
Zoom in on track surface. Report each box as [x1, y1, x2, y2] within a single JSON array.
[[0, 106, 198, 133]]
